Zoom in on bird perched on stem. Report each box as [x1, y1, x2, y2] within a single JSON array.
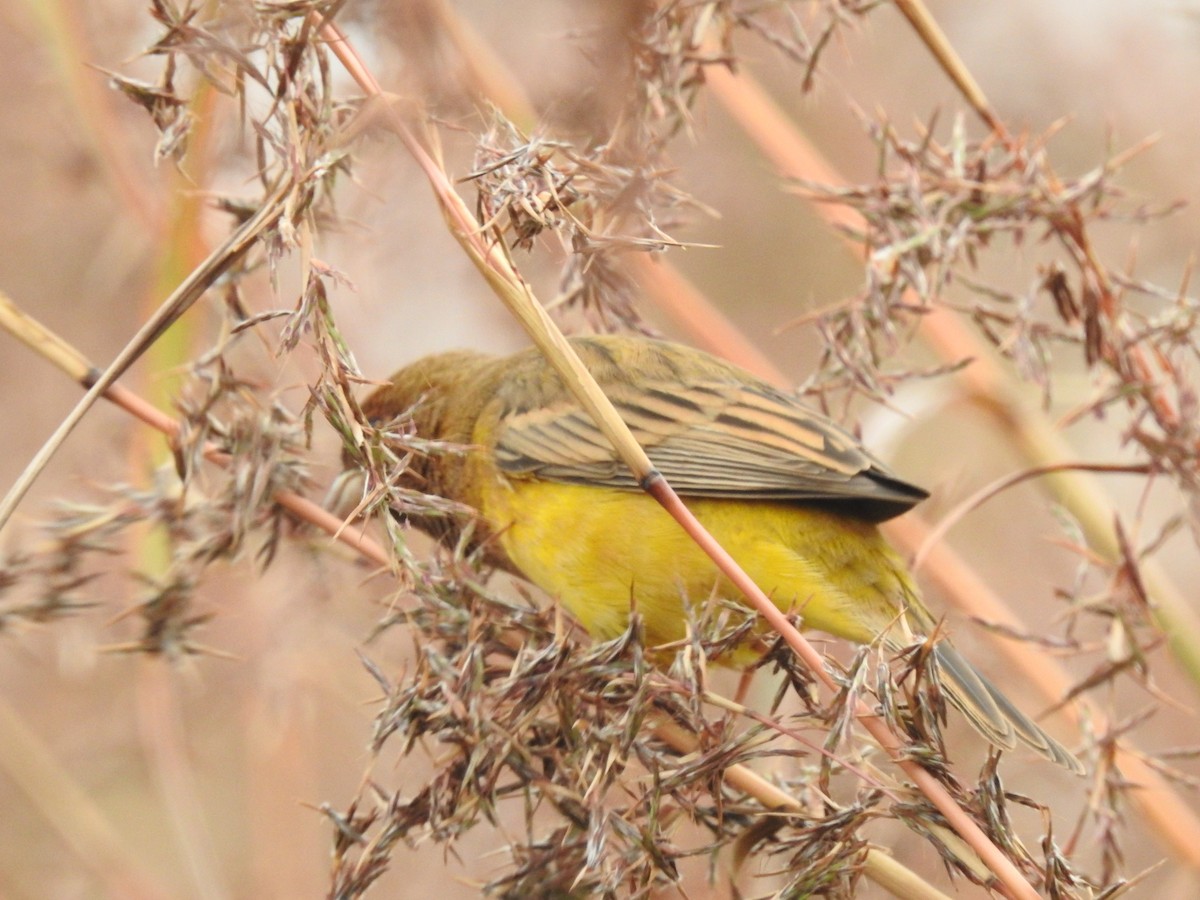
[[354, 334, 1081, 773]]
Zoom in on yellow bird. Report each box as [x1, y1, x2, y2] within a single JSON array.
[[357, 334, 1081, 772]]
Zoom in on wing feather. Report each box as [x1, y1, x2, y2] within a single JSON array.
[[491, 343, 928, 522]]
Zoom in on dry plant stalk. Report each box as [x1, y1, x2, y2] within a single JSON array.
[[2, 1, 1196, 897]]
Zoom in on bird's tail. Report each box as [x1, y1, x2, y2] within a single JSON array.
[[934, 643, 1084, 775]]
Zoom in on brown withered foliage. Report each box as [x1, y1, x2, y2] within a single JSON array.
[[7, 0, 1199, 896]]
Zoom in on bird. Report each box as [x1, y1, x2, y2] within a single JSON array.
[[354, 334, 1082, 773]]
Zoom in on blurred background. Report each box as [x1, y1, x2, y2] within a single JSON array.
[[1, 0, 1199, 896]]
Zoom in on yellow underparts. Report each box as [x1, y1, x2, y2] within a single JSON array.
[[480, 479, 919, 654]]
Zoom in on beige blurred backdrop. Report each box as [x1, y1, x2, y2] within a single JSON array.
[[1, 1, 1199, 897]]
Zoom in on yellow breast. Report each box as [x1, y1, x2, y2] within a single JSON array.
[[479, 477, 919, 654]]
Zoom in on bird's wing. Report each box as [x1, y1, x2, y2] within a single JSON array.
[[493, 374, 927, 521]]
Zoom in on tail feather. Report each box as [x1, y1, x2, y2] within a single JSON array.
[[934, 644, 1083, 774], [933, 644, 1017, 751], [978, 669, 1085, 775]]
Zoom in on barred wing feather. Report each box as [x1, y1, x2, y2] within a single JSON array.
[[494, 377, 928, 522]]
